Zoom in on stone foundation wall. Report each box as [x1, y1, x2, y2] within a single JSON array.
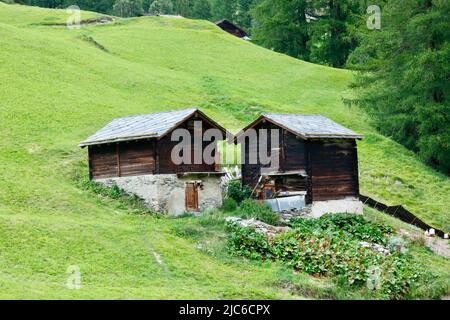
[[310, 197, 363, 218], [95, 174, 223, 216]]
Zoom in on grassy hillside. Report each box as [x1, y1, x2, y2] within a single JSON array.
[[0, 3, 448, 298]]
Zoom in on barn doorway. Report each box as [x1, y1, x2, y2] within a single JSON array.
[[185, 182, 199, 212]]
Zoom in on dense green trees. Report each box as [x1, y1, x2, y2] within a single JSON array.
[[210, 0, 234, 21], [149, 0, 173, 14], [233, 0, 257, 30], [252, 0, 311, 61], [308, 0, 363, 67], [171, 0, 191, 16], [208, 0, 259, 30], [348, 0, 449, 173], [251, 0, 366, 67], [13, 0, 115, 12], [12, 0, 257, 27], [113, 0, 143, 17], [191, 0, 211, 19]]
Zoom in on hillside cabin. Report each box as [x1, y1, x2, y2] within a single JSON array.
[[79, 109, 228, 215], [215, 19, 249, 39], [235, 114, 364, 217]]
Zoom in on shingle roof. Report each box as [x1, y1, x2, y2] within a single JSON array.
[[80, 108, 224, 147], [237, 114, 364, 140]]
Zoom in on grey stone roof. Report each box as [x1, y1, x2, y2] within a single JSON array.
[[235, 113, 363, 140], [80, 108, 199, 147], [263, 114, 363, 139]]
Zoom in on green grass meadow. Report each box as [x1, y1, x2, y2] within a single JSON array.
[[0, 3, 448, 299]]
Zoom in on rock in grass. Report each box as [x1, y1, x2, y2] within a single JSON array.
[[225, 216, 290, 238], [359, 241, 390, 256]]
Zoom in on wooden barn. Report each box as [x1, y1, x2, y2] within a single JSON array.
[[79, 108, 228, 215], [215, 19, 249, 39], [235, 113, 364, 216]]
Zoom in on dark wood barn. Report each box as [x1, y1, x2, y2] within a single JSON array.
[[79, 108, 227, 180], [235, 114, 364, 205], [215, 19, 248, 38]]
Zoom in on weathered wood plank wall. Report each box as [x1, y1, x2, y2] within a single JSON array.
[[89, 140, 155, 179], [240, 123, 360, 203], [118, 141, 156, 177], [281, 130, 306, 171], [89, 144, 118, 179], [158, 116, 219, 174], [309, 139, 359, 201], [241, 125, 307, 189], [89, 115, 221, 179]]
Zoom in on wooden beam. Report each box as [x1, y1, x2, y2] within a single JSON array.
[[88, 146, 93, 180], [353, 140, 360, 196], [305, 140, 313, 204], [154, 139, 159, 174], [116, 143, 121, 177]]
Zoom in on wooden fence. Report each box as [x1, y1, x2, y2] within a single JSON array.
[[359, 194, 446, 239]]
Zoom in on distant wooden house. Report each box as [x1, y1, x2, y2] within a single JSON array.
[[79, 109, 228, 215], [235, 114, 364, 217], [215, 19, 249, 39]]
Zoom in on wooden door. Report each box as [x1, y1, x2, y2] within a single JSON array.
[[185, 183, 199, 212]]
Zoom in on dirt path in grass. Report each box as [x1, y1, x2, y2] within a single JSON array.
[[400, 229, 450, 258], [39, 16, 114, 27], [423, 236, 450, 258]]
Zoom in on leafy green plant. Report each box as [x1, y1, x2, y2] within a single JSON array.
[[288, 213, 394, 244], [239, 199, 280, 225], [221, 198, 238, 212], [226, 214, 440, 299], [226, 180, 252, 204], [226, 222, 271, 260]]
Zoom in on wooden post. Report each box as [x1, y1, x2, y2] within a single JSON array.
[[154, 139, 159, 174], [88, 146, 93, 180], [305, 141, 313, 204], [353, 140, 360, 196], [116, 143, 121, 177]]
